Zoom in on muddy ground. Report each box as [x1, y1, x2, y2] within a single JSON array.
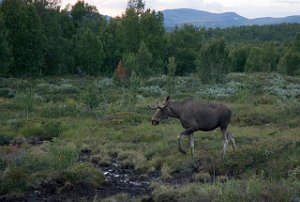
[[2, 149, 196, 202], [0, 139, 212, 202]]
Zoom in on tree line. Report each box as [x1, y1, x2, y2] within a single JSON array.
[[0, 0, 300, 82]]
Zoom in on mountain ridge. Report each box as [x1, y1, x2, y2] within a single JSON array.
[[162, 8, 300, 30]]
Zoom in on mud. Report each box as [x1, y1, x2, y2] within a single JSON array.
[[3, 149, 198, 202], [19, 151, 159, 202]]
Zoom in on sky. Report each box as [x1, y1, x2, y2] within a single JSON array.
[[60, 0, 300, 19]]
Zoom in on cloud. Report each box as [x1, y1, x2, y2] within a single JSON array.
[[146, 0, 204, 11], [60, 0, 127, 17], [273, 0, 300, 4], [60, 0, 300, 18]]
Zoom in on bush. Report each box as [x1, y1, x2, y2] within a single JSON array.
[[0, 133, 15, 145], [152, 183, 181, 202], [138, 85, 166, 97], [0, 167, 28, 194], [196, 82, 238, 100], [89, 154, 110, 166], [261, 183, 291, 202], [81, 85, 101, 110], [278, 50, 300, 76], [20, 121, 62, 141], [94, 78, 114, 89], [63, 163, 105, 187], [35, 83, 59, 94], [48, 141, 78, 172], [57, 84, 79, 94], [193, 172, 211, 183], [35, 83, 79, 95], [152, 179, 292, 202], [40, 101, 79, 118], [0, 88, 16, 98], [117, 150, 146, 169], [19, 141, 79, 187], [244, 47, 266, 72], [196, 39, 229, 84]]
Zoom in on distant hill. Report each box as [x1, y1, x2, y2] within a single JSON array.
[[162, 8, 300, 30]]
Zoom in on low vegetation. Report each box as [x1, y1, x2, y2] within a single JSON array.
[[0, 73, 299, 201]]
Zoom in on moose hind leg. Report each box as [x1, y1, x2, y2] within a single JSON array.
[[221, 128, 229, 159], [227, 132, 236, 150]]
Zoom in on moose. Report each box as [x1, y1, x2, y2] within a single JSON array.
[[149, 96, 236, 158]]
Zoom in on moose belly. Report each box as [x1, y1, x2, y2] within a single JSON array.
[[197, 118, 220, 131], [181, 117, 219, 131]]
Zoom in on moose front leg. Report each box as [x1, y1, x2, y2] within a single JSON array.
[[177, 133, 186, 154], [188, 134, 195, 156], [177, 129, 194, 155]]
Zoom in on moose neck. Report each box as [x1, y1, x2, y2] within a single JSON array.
[[167, 101, 183, 119]]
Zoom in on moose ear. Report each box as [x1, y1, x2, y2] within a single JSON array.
[[165, 96, 171, 102]]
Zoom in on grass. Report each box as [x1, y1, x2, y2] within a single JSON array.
[[0, 73, 300, 201]]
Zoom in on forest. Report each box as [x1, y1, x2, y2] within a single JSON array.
[[1, 0, 300, 79]]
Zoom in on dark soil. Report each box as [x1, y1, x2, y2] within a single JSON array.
[[18, 151, 159, 202], [2, 149, 199, 202]]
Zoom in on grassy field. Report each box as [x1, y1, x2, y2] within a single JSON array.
[[0, 73, 300, 201]]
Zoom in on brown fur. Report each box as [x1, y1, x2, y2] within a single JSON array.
[[150, 96, 235, 157]]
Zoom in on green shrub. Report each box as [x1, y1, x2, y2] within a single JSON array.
[[152, 179, 277, 202], [138, 85, 166, 97], [44, 93, 70, 102], [13, 92, 35, 119], [63, 163, 105, 187], [36, 83, 79, 94], [0, 132, 15, 145], [117, 150, 146, 169], [261, 183, 291, 202], [144, 76, 166, 87], [19, 142, 79, 186], [48, 142, 78, 172], [122, 112, 144, 126], [0, 157, 7, 171], [240, 112, 273, 126], [193, 171, 211, 183], [81, 85, 101, 110], [40, 101, 79, 118], [0, 167, 28, 194], [0, 88, 16, 98], [161, 163, 172, 181], [35, 83, 58, 94], [20, 121, 62, 141], [57, 84, 79, 94], [89, 154, 110, 166], [278, 50, 300, 76], [152, 183, 181, 202]]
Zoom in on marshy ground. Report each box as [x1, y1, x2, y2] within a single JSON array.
[[0, 73, 300, 201]]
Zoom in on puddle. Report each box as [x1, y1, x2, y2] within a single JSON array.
[[96, 160, 152, 197]]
